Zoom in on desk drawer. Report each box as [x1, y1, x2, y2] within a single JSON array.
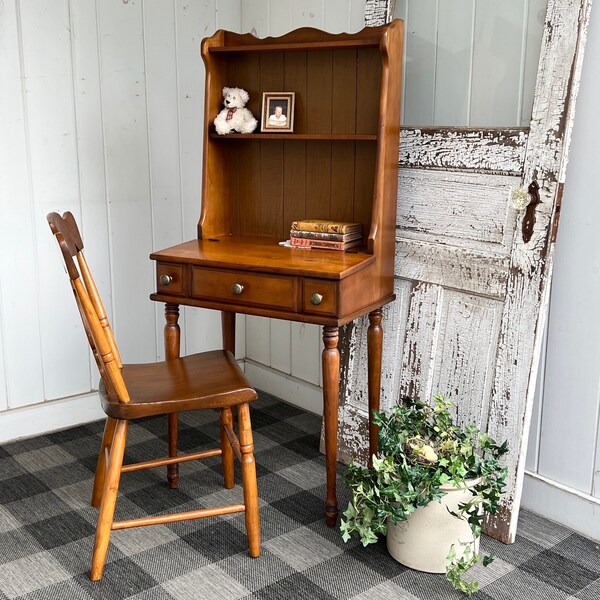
[[192, 267, 298, 311], [156, 263, 185, 296], [302, 279, 338, 316]]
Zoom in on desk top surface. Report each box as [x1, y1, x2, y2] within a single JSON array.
[[150, 235, 375, 280]]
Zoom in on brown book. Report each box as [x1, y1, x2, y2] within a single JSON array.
[[290, 237, 361, 251], [290, 230, 362, 242], [290, 219, 362, 234]]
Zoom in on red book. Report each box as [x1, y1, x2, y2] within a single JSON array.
[[290, 237, 361, 251]]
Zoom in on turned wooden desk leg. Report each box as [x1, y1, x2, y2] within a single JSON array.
[[367, 309, 383, 466], [165, 303, 180, 489], [221, 311, 236, 355], [221, 311, 236, 489], [322, 326, 340, 527]]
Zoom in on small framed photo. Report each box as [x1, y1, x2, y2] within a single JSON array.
[[261, 92, 295, 133]]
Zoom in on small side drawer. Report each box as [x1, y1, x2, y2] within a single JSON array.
[[302, 279, 338, 316], [156, 263, 185, 296], [192, 267, 298, 311]]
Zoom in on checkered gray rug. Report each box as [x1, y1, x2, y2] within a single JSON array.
[[1, 392, 599, 600]]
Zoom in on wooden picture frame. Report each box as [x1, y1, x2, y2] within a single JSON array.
[[261, 92, 295, 132]]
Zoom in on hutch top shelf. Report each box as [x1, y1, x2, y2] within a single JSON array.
[[198, 21, 403, 250]]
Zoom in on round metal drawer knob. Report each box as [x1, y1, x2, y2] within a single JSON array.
[[231, 283, 244, 295], [159, 274, 173, 286], [310, 292, 323, 306]]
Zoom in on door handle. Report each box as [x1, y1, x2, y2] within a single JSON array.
[[521, 180, 541, 244]]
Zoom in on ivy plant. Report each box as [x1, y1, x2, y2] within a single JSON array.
[[340, 395, 508, 597]]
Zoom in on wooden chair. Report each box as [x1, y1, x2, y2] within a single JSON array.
[[47, 211, 260, 581]]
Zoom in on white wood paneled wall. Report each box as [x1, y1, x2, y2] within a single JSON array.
[[395, 0, 547, 126], [0, 0, 243, 440]]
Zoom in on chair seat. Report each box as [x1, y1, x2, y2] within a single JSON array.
[[100, 350, 257, 420]]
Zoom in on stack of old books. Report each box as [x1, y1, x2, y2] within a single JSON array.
[[290, 220, 362, 251]]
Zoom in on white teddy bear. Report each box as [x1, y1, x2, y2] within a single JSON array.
[[214, 87, 257, 135]]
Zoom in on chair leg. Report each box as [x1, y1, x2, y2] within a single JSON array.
[[167, 413, 179, 489], [90, 419, 128, 581], [220, 407, 235, 489], [91, 417, 117, 508], [238, 403, 260, 557]]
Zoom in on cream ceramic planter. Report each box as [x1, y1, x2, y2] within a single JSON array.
[[386, 478, 481, 573]]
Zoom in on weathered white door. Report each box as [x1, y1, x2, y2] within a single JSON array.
[[337, 0, 593, 543]]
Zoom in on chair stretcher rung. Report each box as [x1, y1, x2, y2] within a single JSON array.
[[120, 448, 222, 473], [111, 503, 246, 530]]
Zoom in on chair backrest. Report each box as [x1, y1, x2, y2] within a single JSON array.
[[47, 212, 130, 404]]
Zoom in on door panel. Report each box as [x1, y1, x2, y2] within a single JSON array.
[[336, 0, 593, 543], [396, 170, 520, 250], [431, 290, 503, 430]]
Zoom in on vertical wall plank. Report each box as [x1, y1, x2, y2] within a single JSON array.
[[470, 0, 525, 126], [349, 0, 368, 31], [246, 316, 271, 365], [20, 0, 90, 400], [242, 0, 268, 35], [353, 141, 376, 230], [291, 0, 324, 28], [525, 319, 548, 472], [267, 0, 292, 36], [355, 49, 381, 133], [283, 141, 306, 227], [216, 0, 242, 31], [284, 52, 307, 133], [330, 142, 355, 222], [0, 0, 45, 409], [237, 139, 262, 235], [325, 0, 352, 32], [0, 290, 8, 411], [235, 313, 246, 359], [70, 0, 112, 386], [434, 0, 474, 126], [270, 320, 292, 374], [97, 0, 155, 363], [176, 0, 215, 239], [306, 51, 333, 133], [402, 0, 437, 125], [332, 49, 357, 133], [291, 323, 321, 385], [395, 0, 543, 128], [174, 0, 221, 356], [184, 307, 223, 355], [259, 52, 284, 237], [520, 0, 546, 126], [260, 141, 284, 237], [305, 50, 333, 216], [306, 142, 332, 219], [144, 0, 186, 361], [394, 0, 408, 125]]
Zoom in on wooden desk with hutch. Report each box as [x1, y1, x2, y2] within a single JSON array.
[[150, 21, 403, 526]]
